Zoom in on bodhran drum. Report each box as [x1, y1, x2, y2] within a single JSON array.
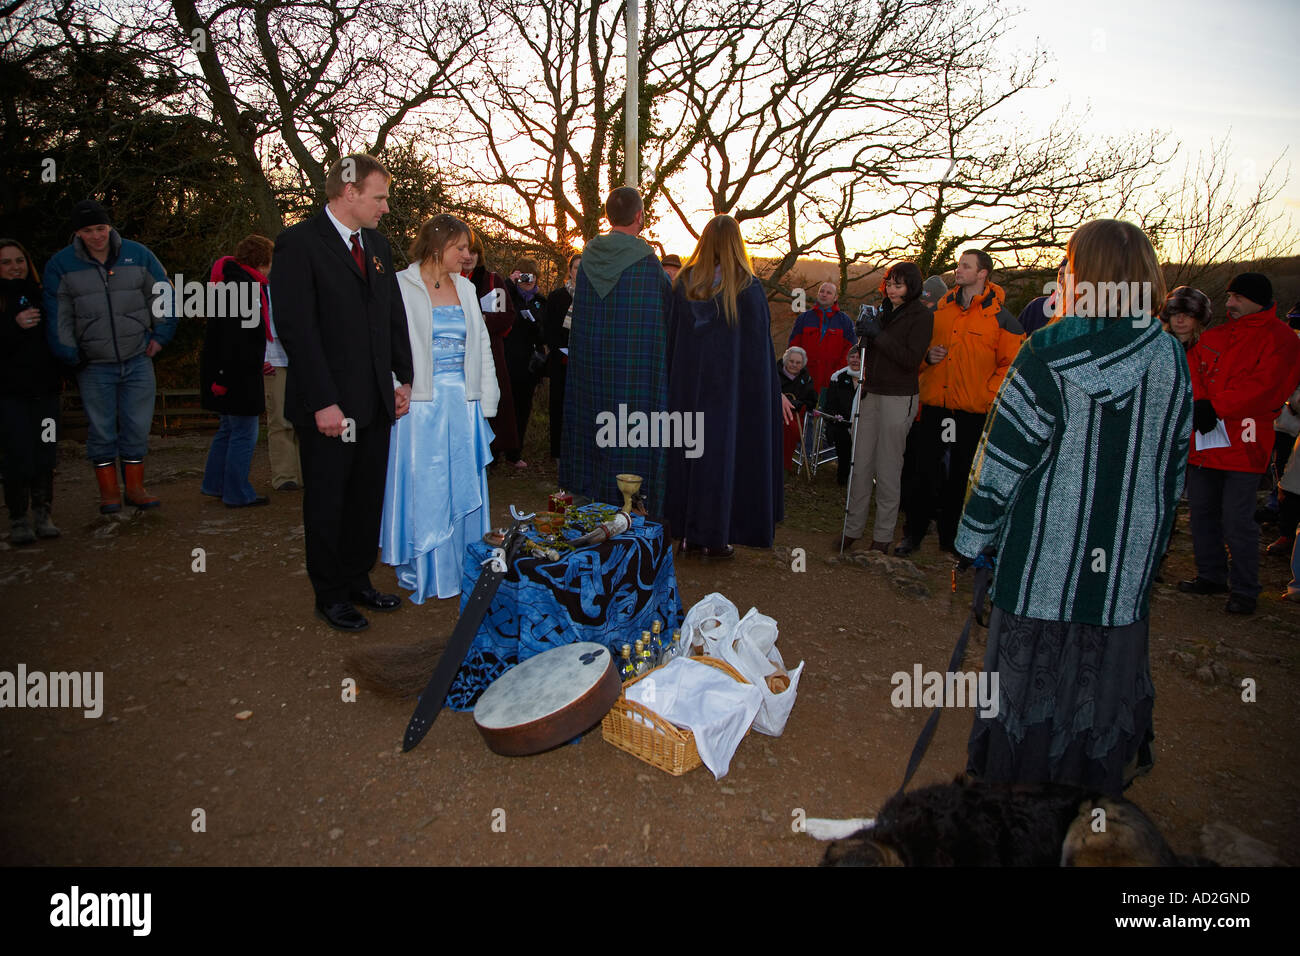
[[473, 642, 622, 756]]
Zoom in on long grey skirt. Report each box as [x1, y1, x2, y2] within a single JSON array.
[[966, 607, 1155, 797]]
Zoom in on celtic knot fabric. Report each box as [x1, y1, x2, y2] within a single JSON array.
[[446, 506, 684, 711]]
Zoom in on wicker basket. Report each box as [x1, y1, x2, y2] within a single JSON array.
[[601, 656, 750, 775]]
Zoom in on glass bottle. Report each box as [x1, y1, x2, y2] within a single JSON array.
[[619, 643, 637, 682], [633, 639, 652, 676], [638, 631, 658, 669]]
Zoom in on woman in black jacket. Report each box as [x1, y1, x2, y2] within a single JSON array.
[[542, 253, 580, 461], [199, 235, 273, 507], [0, 239, 62, 544], [837, 262, 933, 552]]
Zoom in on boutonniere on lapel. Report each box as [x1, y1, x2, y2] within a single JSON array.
[[372, 256, 384, 275]]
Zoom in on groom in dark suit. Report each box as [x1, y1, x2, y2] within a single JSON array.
[[271, 154, 414, 631]]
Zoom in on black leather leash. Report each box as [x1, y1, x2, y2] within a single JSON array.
[[895, 553, 994, 796]]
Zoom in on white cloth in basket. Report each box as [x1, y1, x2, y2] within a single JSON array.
[[623, 657, 761, 779]]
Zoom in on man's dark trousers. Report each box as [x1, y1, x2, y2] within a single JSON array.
[[1186, 464, 1261, 599], [297, 417, 391, 606], [902, 404, 984, 547]]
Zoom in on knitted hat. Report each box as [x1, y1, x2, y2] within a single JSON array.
[[70, 199, 111, 231], [1226, 272, 1273, 310], [921, 275, 947, 302]]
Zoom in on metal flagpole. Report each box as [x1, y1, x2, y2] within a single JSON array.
[[625, 2, 639, 187]]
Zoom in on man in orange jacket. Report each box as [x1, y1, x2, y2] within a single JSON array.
[[1179, 272, 1300, 615], [894, 249, 1024, 556]]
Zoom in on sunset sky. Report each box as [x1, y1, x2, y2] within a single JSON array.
[[642, 0, 1299, 264]]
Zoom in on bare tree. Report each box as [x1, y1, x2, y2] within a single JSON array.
[[57, 0, 487, 232], [1139, 137, 1293, 302]]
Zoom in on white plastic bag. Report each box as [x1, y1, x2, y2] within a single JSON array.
[[717, 608, 803, 736], [680, 592, 739, 658]]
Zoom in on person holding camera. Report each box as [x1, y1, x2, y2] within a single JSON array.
[[833, 263, 933, 551], [542, 253, 581, 461], [506, 258, 548, 466]]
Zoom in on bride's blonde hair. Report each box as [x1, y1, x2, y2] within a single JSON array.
[[676, 215, 755, 326]]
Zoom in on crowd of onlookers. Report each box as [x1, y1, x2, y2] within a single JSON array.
[[6, 169, 1300, 799], [778, 251, 1300, 616], [5, 186, 1300, 623]]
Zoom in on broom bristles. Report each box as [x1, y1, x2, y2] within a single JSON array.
[[346, 636, 447, 698]]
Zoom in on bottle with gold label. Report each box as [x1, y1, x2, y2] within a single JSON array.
[[633, 638, 652, 676], [619, 643, 637, 682], [638, 630, 658, 669]]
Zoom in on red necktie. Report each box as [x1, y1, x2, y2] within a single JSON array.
[[350, 232, 364, 271]]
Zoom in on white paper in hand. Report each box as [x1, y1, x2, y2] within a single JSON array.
[[1195, 419, 1231, 451]]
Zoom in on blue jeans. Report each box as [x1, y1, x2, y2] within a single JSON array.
[[77, 354, 156, 463], [202, 415, 260, 505]]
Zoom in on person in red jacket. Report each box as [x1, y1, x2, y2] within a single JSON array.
[[788, 281, 857, 392], [1179, 272, 1300, 615]]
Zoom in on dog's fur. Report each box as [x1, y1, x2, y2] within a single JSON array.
[[821, 775, 1205, 867]]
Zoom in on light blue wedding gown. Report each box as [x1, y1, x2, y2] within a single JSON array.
[[380, 305, 494, 602]]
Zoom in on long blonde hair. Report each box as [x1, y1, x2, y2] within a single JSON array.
[[675, 214, 755, 326]]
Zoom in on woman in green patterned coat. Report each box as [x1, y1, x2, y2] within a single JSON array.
[[955, 219, 1193, 796]]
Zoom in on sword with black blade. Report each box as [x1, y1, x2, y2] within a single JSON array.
[[402, 506, 534, 752]]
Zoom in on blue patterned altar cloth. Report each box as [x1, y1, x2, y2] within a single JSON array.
[[445, 504, 684, 710]]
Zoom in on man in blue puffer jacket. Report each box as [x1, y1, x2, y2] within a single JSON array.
[[43, 199, 176, 513]]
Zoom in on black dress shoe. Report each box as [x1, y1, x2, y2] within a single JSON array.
[[1224, 594, 1257, 615], [226, 495, 270, 508], [351, 587, 401, 611], [315, 602, 369, 631], [277, 481, 301, 491], [1177, 577, 1230, 595], [894, 536, 919, 557], [703, 545, 734, 559]]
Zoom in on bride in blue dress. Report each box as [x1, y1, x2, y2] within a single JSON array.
[[381, 214, 498, 602]]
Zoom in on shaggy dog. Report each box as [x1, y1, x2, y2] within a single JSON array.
[[820, 775, 1205, 866]]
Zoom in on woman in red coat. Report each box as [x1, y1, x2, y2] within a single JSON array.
[[199, 235, 273, 507]]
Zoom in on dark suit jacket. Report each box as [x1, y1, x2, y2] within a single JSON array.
[[270, 211, 414, 430]]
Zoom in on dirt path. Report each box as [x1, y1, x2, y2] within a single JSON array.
[[1, 431, 1297, 866]]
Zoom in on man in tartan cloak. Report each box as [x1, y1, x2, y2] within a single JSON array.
[[560, 187, 672, 516]]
